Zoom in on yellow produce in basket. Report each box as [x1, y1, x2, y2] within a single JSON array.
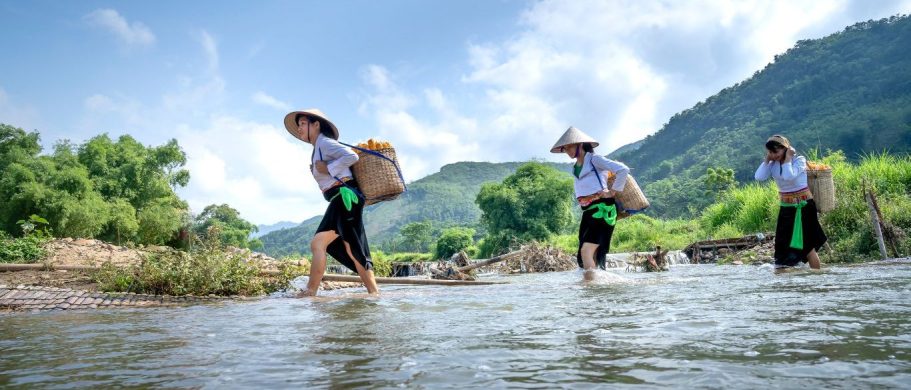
[[355, 138, 393, 152], [807, 161, 831, 170]]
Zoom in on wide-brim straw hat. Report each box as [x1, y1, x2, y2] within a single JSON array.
[[284, 108, 340, 141], [550, 126, 600, 153]]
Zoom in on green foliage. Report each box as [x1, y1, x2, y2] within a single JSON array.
[[700, 183, 778, 234], [611, 215, 704, 253], [369, 250, 393, 277], [192, 204, 262, 250], [476, 162, 574, 256], [433, 227, 475, 259], [704, 167, 736, 200], [93, 236, 298, 296], [398, 221, 433, 253], [0, 234, 46, 263], [389, 252, 433, 263], [0, 124, 192, 246]]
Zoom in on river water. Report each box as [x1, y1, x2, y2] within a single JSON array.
[[2, 262, 910, 388]]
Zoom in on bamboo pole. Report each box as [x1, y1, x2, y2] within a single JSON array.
[[865, 190, 889, 260], [0, 264, 507, 286]]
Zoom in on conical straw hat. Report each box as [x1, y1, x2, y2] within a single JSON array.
[[550, 126, 599, 153], [284, 108, 340, 141]]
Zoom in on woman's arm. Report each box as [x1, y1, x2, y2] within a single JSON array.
[[320, 138, 359, 177], [755, 160, 772, 181], [592, 155, 630, 192], [780, 155, 806, 181]]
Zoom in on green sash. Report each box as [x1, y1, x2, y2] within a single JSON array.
[[780, 200, 807, 250], [329, 186, 360, 212], [584, 202, 617, 226]]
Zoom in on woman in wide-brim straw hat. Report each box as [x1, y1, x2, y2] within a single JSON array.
[[284, 108, 379, 296], [551, 126, 630, 281], [755, 135, 826, 270]]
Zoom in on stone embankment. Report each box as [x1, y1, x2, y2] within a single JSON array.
[[0, 285, 236, 311]]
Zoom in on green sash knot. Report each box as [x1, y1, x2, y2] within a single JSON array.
[[329, 186, 360, 212], [585, 202, 617, 226], [780, 200, 807, 250]]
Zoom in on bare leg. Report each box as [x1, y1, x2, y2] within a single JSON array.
[[344, 240, 379, 294], [580, 242, 599, 281], [807, 249, 821, 270], [305, 231, 340, 296]]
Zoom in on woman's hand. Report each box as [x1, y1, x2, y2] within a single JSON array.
[[765, 151, 776, 162], [785, 147, 796, 162], [315, 161, 329, 174]]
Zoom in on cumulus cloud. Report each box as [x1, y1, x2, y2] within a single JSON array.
[[84, 9, 155, 46], [358, 0, 909, 168], [176, 116, 325, 224], [252, 91, 292, 111]]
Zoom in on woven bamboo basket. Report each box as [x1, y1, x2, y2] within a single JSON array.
[[807, 167, 835, 213], [351, 148, 405, 205], [607, 174, 650, 220]]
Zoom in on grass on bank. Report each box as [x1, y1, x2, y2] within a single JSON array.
[[93, 237, 309, 296]]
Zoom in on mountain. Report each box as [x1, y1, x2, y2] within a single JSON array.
[[611, 15, 911, 217], [252, 221, 299, 238], [607, 139, 645, 158], [259, 161, 572, 257]]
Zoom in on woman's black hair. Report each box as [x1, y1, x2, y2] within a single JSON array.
[[765, 140, 784, 151], [294, 114, 335, 138], [582, 143, 595, 153]]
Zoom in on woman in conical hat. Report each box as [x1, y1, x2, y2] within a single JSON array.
[[284, 109, 379, 296], [755, 135, 826, 270], [551, 126, 630, 280]]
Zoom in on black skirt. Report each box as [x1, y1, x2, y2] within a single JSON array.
[[774, 199, 827, 267], [316, 180, 373, 273], [577, 198, 616, 270]]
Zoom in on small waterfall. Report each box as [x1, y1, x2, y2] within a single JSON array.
[[391, 262, 434, 277], [603, 250, 690, 272]]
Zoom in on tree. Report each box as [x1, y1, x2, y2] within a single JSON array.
[[476, 162, 574, 256], [192, 204, 262, 250], [398, 221, 433, 252], [704, 167, 736, 200], [433, 227, 474, 259]]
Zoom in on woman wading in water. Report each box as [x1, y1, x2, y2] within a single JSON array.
[[284, 109, 379, 296], [551, 127, 630, 281], [755, 135, 826, 270]]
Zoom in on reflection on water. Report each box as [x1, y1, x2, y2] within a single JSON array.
[[2, 264, 910, 387]]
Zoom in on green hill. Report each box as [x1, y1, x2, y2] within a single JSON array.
[[260, 161, 572, 257], [611, 15, 911, 217]]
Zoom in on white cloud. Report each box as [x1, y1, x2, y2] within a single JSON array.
[[176, 116, 326, 225], [252, 91, 292, 111], [162, 30, 225, 113], [356, 0, 901, 167], [84, 9, 155, 46], [197, 30, 219, 72]]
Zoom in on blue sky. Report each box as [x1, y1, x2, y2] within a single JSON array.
[[1, 0, 909, 225]]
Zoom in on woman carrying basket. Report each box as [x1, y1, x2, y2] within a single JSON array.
[[284, 109, 379, 296], [755, 135, 826, 270], [551, 126, 630, 281]]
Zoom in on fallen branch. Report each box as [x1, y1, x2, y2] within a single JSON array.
[[456, 249, 527, 272]]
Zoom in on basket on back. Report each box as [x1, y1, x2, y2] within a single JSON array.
[[350, 146, 405, 205], [607, 173, 650, 219], [806, 163, 835, 213]]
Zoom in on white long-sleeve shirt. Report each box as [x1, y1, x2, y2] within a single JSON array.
[[575, 153, 630, 198], [754, 155, 808, 193], [311, 133, 358, 191]]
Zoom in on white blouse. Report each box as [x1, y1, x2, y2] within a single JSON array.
[[574, 153, 630, 198], [311, 134, 358, 191], [754, 155, 808, 193]]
